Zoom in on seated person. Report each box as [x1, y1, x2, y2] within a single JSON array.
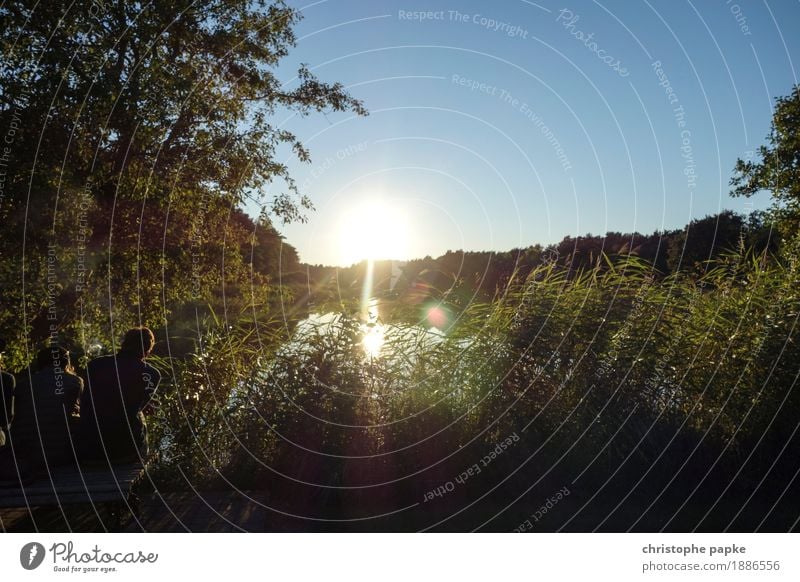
[[0, 339, 15, 448], [8, 345, 83, 472], [79, 327, 161, 462]]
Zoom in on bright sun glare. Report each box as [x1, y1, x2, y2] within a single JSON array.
[[338, 199, 410, 265], [361, 301, 385, 358]]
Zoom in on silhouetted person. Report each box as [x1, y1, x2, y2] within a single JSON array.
[[8, 345, 82, 472], [0, 339, 15, 448], [79, 327, 161, 462]]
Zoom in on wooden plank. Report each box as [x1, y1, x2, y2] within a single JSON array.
[[0, 484, 137, 499], [1, 490, 271, 532], [122, 491, 270, 532], [0, 463, 145, 508], [48, 470, 143, 486], [0, 491, 127, 506], [38, 477, 142, 489]]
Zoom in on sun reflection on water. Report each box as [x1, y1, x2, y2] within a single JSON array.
[[361, 299, 385, 358]]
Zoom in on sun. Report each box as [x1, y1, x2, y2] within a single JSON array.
[[338, 198, 410, 265]]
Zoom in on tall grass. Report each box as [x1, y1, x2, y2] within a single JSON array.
[[144, 247, 800, 529]]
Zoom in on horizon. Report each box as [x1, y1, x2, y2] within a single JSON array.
[[293, 207, 754, 268]]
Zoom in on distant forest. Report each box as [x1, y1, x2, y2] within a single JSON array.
[[300, 209, 777, 309]]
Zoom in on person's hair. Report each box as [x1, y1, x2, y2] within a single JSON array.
[[120, 327, 156, 358], [35, 345, 74, 375]]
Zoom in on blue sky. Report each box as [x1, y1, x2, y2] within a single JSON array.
[[249, 0, 800, 266]]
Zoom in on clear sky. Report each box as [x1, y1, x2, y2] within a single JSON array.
[[248, 0, 800, 266]]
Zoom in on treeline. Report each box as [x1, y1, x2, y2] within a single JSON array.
[[0, 1, 363, 369], [301, 209, 777, 310], [0, 189, 303, 366]]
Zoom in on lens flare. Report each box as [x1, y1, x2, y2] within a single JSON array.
[[426, 305, 449, 329], [338, 198, 410, 265]]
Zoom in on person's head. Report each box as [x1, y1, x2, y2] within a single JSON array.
[[35, 345, 74, 375], [120, 327, 156, 359]]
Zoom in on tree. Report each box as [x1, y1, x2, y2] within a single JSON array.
[[0, 1, 366, 361], [731, 85, 800, 238], [666, 211, 746, 273]]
